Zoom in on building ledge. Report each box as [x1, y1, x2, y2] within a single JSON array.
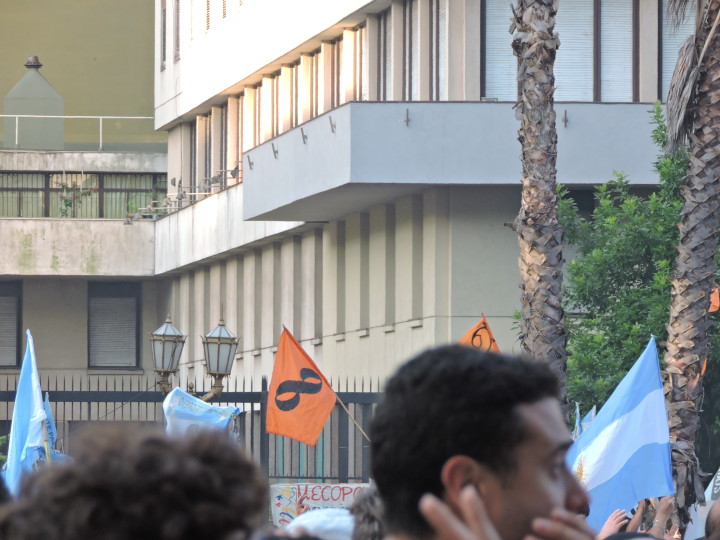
[[243, 101, 658, 222]]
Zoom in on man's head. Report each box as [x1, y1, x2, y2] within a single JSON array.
[[0, 425, 268, 540], [370, 345, 588, 540]]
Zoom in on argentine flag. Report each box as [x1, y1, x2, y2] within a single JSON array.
[[3, 330, 48, 497], [163, 387, 242, 436], [566, 336, 673, 531]]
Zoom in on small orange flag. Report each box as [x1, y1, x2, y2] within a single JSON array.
[[459, 315, 500, 352], [267, 328, 336, 446], [710, 288, 720, 313]]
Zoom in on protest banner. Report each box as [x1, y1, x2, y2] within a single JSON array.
[[269, 483, 369, 526]]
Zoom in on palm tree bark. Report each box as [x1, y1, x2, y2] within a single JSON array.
[[665, 0, 720, 526], [511, 0, 567, 403]]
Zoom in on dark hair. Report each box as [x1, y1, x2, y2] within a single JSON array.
[[350, 484, 385, 540], [370, 345, 560, 538], [0, 425, 268, 540]]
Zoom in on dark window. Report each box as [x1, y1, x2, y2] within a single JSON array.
[[174, 0, 181, 62], [88, 283, 140, 368], [0, 282, 21, 367], [161, 0, 167, 69]]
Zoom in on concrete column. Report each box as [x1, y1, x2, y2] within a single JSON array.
[[639, 0, 660, 102], [260, 75, 275, 143], [225, 96, 240, 186], [341, 28, 357, 104], [298, 54, 314, 123], [391, 1, 405, 101], [366, 15, 380, 101], [194, 115, 207, 192], [241, 86, 256, 152], [318, 42, 335, 113], [447, 0, 465, 100], [279, 65, 294, 133], [210, 106, 223, 191]]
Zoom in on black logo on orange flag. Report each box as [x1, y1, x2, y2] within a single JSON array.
[[275, 368, 323, 411], [459, 315, 500, 352], [267, 328, 336, 446]]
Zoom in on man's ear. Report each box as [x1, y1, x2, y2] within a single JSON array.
[[440, 456, 487, 511]]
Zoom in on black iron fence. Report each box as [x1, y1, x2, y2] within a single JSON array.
[[0, 375, 380, 483], [0, 172, 167, 218]]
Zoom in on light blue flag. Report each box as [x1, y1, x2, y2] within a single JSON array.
[[163, 387, 242, 436], [572, 402, 582, 440], [566, 336, 673, 532], [580, 405, 596, 433], [3, 330, 48, 497]]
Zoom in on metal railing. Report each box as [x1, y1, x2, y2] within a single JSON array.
[[0, 114, 157, 151], [0, 171, 167, 218], [0, 375, 379, 482]]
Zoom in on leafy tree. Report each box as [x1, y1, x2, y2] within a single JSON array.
[[562, 103, 720, 486], [560, 104, 685, 410]]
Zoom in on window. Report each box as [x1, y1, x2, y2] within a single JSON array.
[[0, 282, 21, 367], [378, 9, 392, 100], [403, 0, 420, 100], [483, 0, 517, 100], [430, 0, 448, 100], [174, 0, 181, 61], [600, 0, 633, 101], [161, 0, 167, 69], [554, 0, 594, 101], [661, 0, 695, 101], [483, 0, 635, 102], [88, 283, 140, 368]]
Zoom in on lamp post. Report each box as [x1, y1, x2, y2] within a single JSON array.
[[150, 316, 186, 395], [200, 318, 239, 401], [150, 315, 238, 402]]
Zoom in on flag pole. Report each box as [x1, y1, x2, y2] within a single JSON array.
[[335, 395, 371, 443], [42, 420, 52, 464]]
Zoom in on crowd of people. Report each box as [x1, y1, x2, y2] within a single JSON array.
[[0, 345, 714, 540]]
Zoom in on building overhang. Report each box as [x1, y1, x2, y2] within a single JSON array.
[[243, 101, 658, 222]]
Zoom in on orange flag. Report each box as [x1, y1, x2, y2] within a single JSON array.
[[267, 328, 336, 446], [459, 315, 500, 352], [710, 288, 720, 313]]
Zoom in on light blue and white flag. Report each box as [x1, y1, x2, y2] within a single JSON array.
[[3, 330, 47, 497], [163, 387, 242, 436], [43, 393, 56, 452], [566, 336, 673, 531], [572, 402, 582, 440], [581, 405, 597, 433]]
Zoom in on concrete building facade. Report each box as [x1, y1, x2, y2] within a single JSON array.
[[150, 0, 694, 392], [0, 0, 696, 399]]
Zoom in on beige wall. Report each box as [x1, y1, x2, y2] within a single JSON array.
[[0, 0, 164, 146], [9, 278, 159, 377], [156, 186, 525, 390], [0, 219, 155, 276]]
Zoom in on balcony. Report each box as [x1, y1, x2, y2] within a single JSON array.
[[0, 114, 168, 219], [242, 101, 659, 222]]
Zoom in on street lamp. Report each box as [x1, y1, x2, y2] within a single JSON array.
[[150, 315, 239, 401], [150, 316, 186, 394], [201, 318, 239, 401]]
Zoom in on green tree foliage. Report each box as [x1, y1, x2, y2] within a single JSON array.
[[561, 103, 720, 473], [559, 103, 685, 413]]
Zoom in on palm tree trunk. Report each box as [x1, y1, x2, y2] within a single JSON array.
[[665, 0, 720, 526], [511, 0, 567, 402]]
